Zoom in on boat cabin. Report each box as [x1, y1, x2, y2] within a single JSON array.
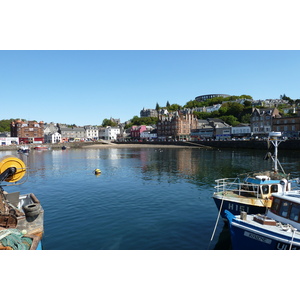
[[267, 191, 300, 230], [240, 175, 290, 199]]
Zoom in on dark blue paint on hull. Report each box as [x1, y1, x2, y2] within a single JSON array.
[[225, 210, 300, 250], [213, 197, 267, 220]]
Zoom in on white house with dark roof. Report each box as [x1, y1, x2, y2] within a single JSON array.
[[44, 123, 61, 143]]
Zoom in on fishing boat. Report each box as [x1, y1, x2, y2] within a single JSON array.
[[0, 155, 44, 250], [17, 146, 30, 153], [225, 181, 300, 250], [213, 132, 299, 221]]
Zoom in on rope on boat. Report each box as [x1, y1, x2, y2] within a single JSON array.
[[208, 196, 225, 249], [289, 227, 297, 250], [0, 229, 32, 250]]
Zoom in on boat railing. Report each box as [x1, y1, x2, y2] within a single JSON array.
[[214, 178, 261, 199]]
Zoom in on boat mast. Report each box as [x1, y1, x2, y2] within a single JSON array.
[[268, 132, 284, 173]]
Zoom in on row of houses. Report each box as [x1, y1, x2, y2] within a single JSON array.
[[44, 124, 124, 144], [1, 120, 157, 145], [2, 104, 300, 146], [157, 107, 300, 141]]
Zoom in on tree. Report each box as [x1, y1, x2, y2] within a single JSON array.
[[193, 111, 211, 119], [0, 119, 14, 132], [241, 113, 251, 124], [166, 101, 171, 107], [240, 95, 252, 99], [155, 103, 160, 111], [184, 100, 201, 108], [102, 118, 117, 127], [280, 94, 292, 101], [124, 116, 158, 129], [243, 100, 252, 108], [220, 115, 239, 126], [219, 102, 244, 118], [168, 104, 182, 111]]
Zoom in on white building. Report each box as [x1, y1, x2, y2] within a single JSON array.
[[231, 124, 251, 137], [0, 137, 19, 145], [84, 126, 99, 140], [104, 126, 120, 141], [44, 132, 62, 143], [44, 123, 61, 143], [140, 126, 157, 140]]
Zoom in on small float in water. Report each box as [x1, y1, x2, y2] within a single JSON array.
[[94, 169, 101, 175]]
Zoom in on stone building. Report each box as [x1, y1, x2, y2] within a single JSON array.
[[140, 108, 158, 118], [272, 111, 300, 138], [157, 110, 198, 140], [250, 107, 281, 136], [11, 120, 44, 144], [58, 124, 85, 142], [195, 94, 230, 102]]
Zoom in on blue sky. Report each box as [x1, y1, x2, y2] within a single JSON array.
[[1, 50, 300, 126]]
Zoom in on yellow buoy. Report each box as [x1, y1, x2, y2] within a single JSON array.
[[0, 155, 26, 182], [94, 168, 101, 175]]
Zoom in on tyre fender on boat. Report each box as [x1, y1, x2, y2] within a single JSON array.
[[23, 203, 41, 218]]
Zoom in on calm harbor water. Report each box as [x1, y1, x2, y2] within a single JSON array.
[[2, 146, 300, 250]]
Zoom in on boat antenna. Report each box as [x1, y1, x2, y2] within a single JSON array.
[[268, 132, 285, 174]]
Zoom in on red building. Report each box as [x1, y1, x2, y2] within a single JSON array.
[[130, 125, 147, 139], [11, 120, 45, 144]]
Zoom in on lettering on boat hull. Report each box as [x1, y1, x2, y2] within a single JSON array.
[[276, 242, 300, 250], [244, 231, 272, 244], [228, 203, 250, 214]]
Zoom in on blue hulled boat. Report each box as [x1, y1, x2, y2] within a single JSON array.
[[17, 146, 30, 154], [225, 182, 300, 250], [0, 155, 44, 250], [213, 132, 299, 221]]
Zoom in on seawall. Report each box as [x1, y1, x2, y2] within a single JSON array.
[[1, 139, 300, 151]]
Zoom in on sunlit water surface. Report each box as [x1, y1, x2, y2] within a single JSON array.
[[2, 146, 300, 250]]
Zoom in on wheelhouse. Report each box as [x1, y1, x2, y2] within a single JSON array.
[[267, 192, 300, 230]]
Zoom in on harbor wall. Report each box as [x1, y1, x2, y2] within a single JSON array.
[[115, 140, 300, 150], [1, 140, 300, 151]]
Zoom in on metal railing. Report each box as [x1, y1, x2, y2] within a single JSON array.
[[214, 178, 261, 199]]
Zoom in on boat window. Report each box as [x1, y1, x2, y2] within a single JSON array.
[[289, 204, 300, 222], [271, 185, 278, 193], [279, 201, 290, 218], [270, 197, 281, 214], [262, 185, 269, 195]]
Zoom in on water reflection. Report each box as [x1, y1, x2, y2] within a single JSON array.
[[2, 146, 300, 250]]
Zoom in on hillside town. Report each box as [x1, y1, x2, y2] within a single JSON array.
[[1, 93, 300, 146]]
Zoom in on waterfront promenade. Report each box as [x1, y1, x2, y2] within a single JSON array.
[[2, 139, 300, 151]]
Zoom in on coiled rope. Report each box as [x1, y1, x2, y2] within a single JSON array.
[[0, 229, 32, 250]]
